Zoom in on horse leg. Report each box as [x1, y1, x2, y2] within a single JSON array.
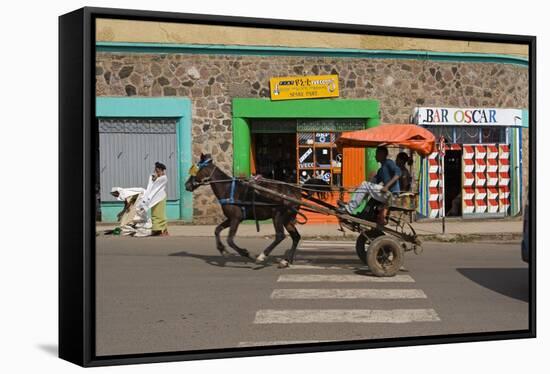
[[226, 218, 254, 260], [214, 218, 231, 256], [279, 214, 302, 268], [256, 211, 286, 264]]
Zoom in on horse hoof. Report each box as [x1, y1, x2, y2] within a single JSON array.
[[278, 259, 290, 268], [220, 250, 230, 258], [242, 251, 255, 261], [255, 253, 266, 264]]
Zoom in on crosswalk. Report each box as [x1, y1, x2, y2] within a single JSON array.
[[239, 240, 440, 346], [270, 288, 428, 299], [254, 309, 440, 324], [277, 274, 415, 282]]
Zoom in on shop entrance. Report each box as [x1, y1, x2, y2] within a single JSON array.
[[232, 98, 382, 223], [252, 133, 297, 182], [444, 149, 462, 216]]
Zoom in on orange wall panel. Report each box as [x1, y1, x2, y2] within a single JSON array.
[[343, 147, 365, 188]]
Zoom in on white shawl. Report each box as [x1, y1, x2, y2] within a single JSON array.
[[110, 187, 145, 201], [138, 174, 168, 211]]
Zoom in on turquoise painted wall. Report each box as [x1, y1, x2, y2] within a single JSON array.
[[96, 97, 193, 222], [96, 42, 529, 67]]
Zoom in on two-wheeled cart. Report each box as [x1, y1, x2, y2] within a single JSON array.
[[244, 124, 437, 277]]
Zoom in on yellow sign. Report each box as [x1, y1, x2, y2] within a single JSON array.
[[270, 74, 339, 101]]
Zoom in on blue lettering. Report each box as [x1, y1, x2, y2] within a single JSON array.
[[489, 109, 497, 123]]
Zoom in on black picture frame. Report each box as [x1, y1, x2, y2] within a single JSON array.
[[59, 6, 536, 367]]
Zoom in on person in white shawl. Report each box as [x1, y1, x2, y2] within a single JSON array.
[[136, 162, 168, 236]]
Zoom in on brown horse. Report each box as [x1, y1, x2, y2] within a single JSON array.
[[184, 153, 330, 267]]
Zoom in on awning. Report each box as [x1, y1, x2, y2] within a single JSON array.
[[336, 124, 437, 156]]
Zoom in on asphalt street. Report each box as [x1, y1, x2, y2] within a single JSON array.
[[95, 235, 529, 356]]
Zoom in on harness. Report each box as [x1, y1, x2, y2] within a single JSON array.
[[194, 159, 297, 230], [218, 177, 248, 218], [195, 159, 249, 219]]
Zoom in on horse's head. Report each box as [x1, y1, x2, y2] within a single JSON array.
[[185, 153, 216, 191]]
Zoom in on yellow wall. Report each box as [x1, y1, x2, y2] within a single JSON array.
[[96, 18, 528, 58]]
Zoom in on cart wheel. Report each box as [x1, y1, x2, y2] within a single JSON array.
[[355, 234, 368, 265], [366, 236, 404, 277], [355, 231, 383, 265]]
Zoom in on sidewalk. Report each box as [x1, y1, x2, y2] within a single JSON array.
[[97, 219, 522, 241]]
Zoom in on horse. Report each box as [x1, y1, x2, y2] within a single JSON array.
[[184, 153, 330, 268]]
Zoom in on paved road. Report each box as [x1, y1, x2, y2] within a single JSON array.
[[96, 236, 529, 356]]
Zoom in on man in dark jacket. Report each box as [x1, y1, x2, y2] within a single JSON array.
[[396, 152, 412, 192]]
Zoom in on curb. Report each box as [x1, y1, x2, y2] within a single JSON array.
[[96, 230, 522, 242]]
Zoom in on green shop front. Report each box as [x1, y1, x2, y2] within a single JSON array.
[[231, 98, 380, 223]]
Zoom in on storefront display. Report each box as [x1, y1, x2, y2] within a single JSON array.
[[414, 107, 527, 219]]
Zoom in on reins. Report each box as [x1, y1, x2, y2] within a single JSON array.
[[198, 177, 415, 195]]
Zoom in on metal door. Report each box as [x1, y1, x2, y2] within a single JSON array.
[[98, 118, 178, 202]]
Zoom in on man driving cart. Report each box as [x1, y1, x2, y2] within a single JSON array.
[[337, 146, 401, 225]]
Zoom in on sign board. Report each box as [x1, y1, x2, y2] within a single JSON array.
[[297, 119, 364, 132], [413, 107, 527, 127], [270, 75, 339, 101]]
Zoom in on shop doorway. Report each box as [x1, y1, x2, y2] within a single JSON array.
[[253, 133, 297, 182], [444, 149, 462, 216]]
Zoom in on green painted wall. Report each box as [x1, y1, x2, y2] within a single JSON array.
[[232, 117, 251, 177], [232, 98, 380, 178], [101, 201, 181, 222], [233, 98, 380, 118], [366, 116, 382, 179]]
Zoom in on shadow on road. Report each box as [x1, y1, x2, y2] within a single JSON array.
[[457, 268, 529, 302], [169, 250, 275, 270]]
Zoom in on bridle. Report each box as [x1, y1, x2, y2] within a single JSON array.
[[191, 158, 217, 186]]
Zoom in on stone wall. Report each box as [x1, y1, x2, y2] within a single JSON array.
[[96, 53, 529, 223]]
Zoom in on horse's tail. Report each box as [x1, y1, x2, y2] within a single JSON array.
[[302, 178, 332, 200]]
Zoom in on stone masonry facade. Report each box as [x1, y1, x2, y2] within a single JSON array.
[[96, 52, 529, 223]]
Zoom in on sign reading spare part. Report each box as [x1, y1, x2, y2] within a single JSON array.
[[270, 74, 339, 100], [413, 107, 526, 127]]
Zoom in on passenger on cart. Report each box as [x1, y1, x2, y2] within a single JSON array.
[[337, 146, 401, 225], [395, 152, 412, 192]]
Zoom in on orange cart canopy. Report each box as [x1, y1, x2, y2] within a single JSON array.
[[336, 124, 437, 156]]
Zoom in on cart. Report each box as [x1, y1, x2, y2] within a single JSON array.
[[244, 124, 437, 277]]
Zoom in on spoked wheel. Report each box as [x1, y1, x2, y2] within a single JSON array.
[[365, 236, 404, 277]]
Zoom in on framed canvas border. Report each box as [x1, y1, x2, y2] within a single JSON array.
[[58, 6, 536, 367]]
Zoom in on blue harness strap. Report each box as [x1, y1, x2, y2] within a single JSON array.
[[218, 178, 236, 204], [218, 178, 247, 218], [197, 158, 212, 168]]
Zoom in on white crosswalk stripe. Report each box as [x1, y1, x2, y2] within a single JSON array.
[[301, 241, 356, 244], [241, 240, 439, 346], [254, 309, 441, 324], [271, 288, 427, 299], [299, 243, 356, 248], [287, 264, 368, 270], [296, 253, 357, 257], [278, 274, 415, 283]]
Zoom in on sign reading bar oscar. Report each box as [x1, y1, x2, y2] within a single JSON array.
[[270, 74, 340, 101]]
